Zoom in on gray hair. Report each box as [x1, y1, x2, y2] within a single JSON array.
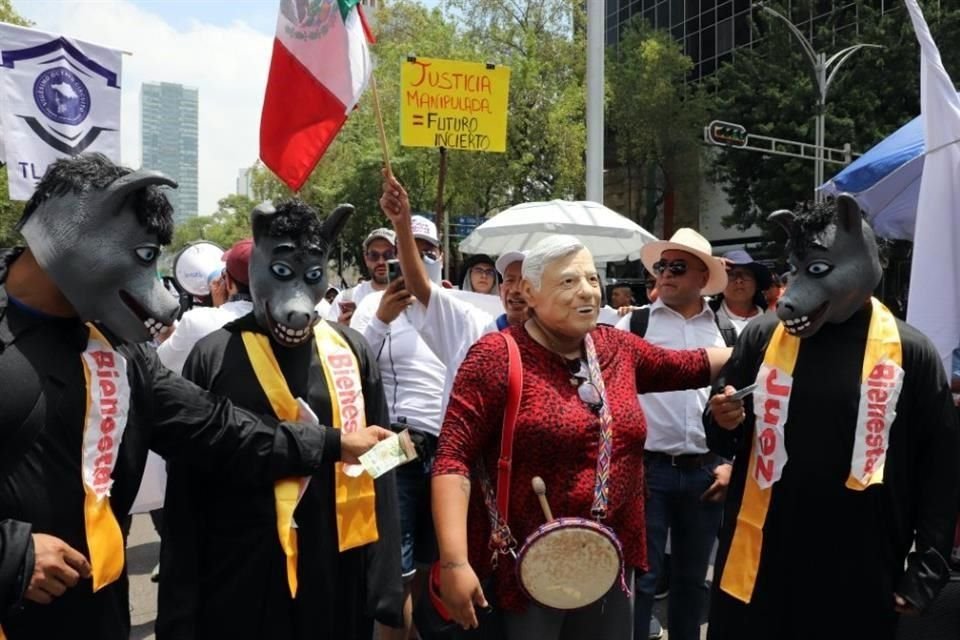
[[522, 235, 587, 290]]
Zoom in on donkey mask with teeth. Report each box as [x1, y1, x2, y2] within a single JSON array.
[[769, 194, 882, 338], [19, 153, 181, 343], [249, 200, 352, 347]]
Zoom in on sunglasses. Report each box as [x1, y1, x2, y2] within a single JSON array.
[[568, 360, 603, 412], [365, 249, 396, 262], [728, 268, 756, 282], [652, 259, 701, 276], [470, 267, 496, 278]]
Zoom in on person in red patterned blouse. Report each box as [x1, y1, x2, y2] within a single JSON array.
[[431, 235, 732, 640]]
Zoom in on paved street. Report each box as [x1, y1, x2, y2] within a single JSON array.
[[124, 513, 706, 640], [127, 514, 160, 640]]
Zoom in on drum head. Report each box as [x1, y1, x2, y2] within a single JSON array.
[[518, 524, 621, 610], [172, 241, 224, 297]]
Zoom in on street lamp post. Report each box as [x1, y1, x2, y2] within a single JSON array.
[[754, 3, 880, 201]]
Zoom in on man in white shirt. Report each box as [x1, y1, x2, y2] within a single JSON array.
[[616, 229, 732, 640], [157, 238, 255, 375], [378, 174, 528, 412], [349, 229, 447, 640], [325, 227, 396, 325]]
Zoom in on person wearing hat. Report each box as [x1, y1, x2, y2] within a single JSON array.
[[325, 227, 397, 326], [157, 238, 255, 376], [378, 174, 529, 414], [710, 250, 773, 336], [617, 228, 733, 640], [460, 254, 499, 295]]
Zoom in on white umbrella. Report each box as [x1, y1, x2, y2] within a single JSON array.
[[458, 200, 657, 262]]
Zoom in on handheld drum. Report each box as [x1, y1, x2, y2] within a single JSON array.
[[515, 477, 624, 610]]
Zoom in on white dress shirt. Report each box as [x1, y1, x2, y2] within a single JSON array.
[[350, 291, 447, 436], [616, 298, 725, 456], [156, 299, 253, 375]]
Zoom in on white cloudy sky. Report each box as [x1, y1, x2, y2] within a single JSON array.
[[17, 0, 438, 215]]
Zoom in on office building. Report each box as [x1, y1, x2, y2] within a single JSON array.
[[141, 82, 199, 222], [604, 0, 901, 81]]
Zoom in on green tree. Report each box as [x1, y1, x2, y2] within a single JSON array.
[[244, 0, 587, 279], [167, 194, 258, 255], [710, 0, 960, 231], [0, 0, 32, 247], [607, 19, 710, 233]]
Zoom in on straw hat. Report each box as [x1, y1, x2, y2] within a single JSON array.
[[640, 228, 728, 296]]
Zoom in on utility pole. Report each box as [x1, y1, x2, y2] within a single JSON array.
[[754, 2, 880, 201], [586, 0, 604, 203]]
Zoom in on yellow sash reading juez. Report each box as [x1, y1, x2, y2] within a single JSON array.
[[720, 298, 903, 603], [241, 321, 377, 598], [81, 324, 130, 592]]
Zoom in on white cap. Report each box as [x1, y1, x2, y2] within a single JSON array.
[[495, 250, 527, 276], [363, 227, 396, 250], [411, 215, 439, 246]]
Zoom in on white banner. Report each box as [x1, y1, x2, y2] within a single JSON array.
[[0, 23, 122, 200]]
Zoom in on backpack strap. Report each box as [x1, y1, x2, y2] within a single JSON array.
[[628, 306, 651, 338], [714, 313, 739, 347]]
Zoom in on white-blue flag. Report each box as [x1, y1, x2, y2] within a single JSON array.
[[0, 23, 122, 200], [904, 0, 960, 374]]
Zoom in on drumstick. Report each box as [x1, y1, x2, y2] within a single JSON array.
[[531, 476, 554, 522]]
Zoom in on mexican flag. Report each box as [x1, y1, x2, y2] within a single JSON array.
[[260, 0, 375, 191]]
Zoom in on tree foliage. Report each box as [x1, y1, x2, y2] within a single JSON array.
[[607, 19, 709, 232], [710, 0, 960, 231], [248, 0, 586, 275]]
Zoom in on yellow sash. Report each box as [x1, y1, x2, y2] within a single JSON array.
[[312, 321, 379, 552], [720, 298, 902, 603], [241, 322, 378, 597], [80, 324, 129, 592]]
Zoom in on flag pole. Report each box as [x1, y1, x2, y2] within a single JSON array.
[[369, 74, 393, 178]]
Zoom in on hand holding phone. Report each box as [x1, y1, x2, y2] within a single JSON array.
[[728, 383, 758, 401]]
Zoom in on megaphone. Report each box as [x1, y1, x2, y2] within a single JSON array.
[[172, 241, 225, 298]]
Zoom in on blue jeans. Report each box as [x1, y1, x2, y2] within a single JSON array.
[[633, 453, 723, 640], [396, 431, 437, 579]]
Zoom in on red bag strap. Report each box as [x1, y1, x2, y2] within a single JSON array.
[[495, 332, 522, 522]]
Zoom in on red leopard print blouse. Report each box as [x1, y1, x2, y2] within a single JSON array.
[[434, 323, 711, 612]]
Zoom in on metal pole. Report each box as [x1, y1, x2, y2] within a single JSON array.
[[586, 0, 604, 202], [816, 54, 826, 202]]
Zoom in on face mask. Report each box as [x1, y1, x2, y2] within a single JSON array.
[[423, 254, 442, 284]]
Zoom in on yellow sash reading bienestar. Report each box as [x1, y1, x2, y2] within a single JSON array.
[[241, 322, 377, 598], [81, 324, 130, 593], [720, 298, 902, 603]]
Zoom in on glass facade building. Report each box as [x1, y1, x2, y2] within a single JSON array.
[[604, 0, 902, 80], [141, 82, 199, 222]]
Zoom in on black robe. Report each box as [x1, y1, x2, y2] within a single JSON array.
[[706, 305, 960, 640], [156, 313, 403, 640], [0, 249, 339, 639]]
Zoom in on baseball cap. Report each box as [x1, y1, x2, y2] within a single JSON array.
[[224, 238, 253, 286], [495, 250, 527, 276], [411, 215, 440, 247], [363, 228, 397, 250]]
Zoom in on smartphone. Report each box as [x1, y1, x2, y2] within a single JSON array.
[[728, 383, 758, 401], [386, 259, 402, 282]]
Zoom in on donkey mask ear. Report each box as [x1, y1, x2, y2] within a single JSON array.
[[835, 193, 863, 236], [250, 202, 277, 239], [768, 209, 799, 241], [319, 204, 354, 247]]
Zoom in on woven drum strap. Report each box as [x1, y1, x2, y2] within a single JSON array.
[[583, 333, 613, 520]]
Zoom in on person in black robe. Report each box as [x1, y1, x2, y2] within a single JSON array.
[[156, 199, 403, 640], [705, 196, 960, 640], [0, 155, 391, 639]]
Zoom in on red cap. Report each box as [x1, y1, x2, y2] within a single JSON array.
[[224, 238, 252, 286]]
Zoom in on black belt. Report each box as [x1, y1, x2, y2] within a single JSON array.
[[644, 450, 717, 470]]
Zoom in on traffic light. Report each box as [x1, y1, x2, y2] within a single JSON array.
[[707, 120, 748, 147]]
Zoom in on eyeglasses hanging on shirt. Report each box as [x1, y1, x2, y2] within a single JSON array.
[[567, 359, 603, 413]]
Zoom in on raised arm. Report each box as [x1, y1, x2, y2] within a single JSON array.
[[379, 172, 433, 308]]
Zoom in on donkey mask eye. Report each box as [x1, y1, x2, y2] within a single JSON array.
[[806, 261, 834, 277]]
